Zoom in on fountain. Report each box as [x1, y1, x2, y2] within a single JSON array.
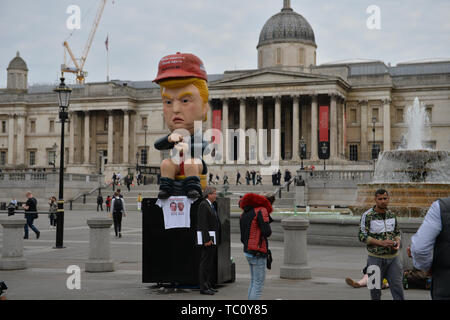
[[351, 98, 450, 217]]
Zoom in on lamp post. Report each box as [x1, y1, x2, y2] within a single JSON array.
[[321, 142, 328, 171], [136, 151, 139, 172], [53, 76, 71, 249], [299, 137, 306, 170], [143, 124, 148, 165]]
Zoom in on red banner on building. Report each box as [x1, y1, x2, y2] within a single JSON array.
[[319, 106, 329, 142], [212, 110, 222, 144]]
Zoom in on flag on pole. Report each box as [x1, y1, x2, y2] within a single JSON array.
[[105, 35, 109, 51]]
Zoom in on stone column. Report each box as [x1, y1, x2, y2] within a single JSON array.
[[383, 99, 391, 152], [16, 114, 25, 165], [330, 94, 338, 159], [0, 217, 27, 270], [359, 100, 369, 160], [69, 111, 75, 164], [256, 97, 264, 164], [7, 114, 14, 165], [84, 111, 90, 164], [108, 111, 114, 165], [207, 104, 212, 130], [85, 218, 114, 272], [280, 216, 311, 279], [222, 99, 229, 163], [310, 95, 319, 161], [238, 98, 246, 163], [292, 95, 300, 161], [274, 96, 282, 161], [123, 110, 130, 164]]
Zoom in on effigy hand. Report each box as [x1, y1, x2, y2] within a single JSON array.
[[168, 133, 184, 144]]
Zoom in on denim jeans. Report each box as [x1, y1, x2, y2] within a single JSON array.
[[367, 255, 405, 300], [24, 216, 39, 238], [246, 254, 267, 300]]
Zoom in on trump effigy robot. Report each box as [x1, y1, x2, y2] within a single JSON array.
[[153, 52, 210, 200]]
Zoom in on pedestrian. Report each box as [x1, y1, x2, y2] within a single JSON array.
[[10, 198, 18, 209], [209, 172, 214, 185], [117, 172, 122, 185], [276, 170, 282, 186], [137, 193, 143, 211], [105, 195, 112, 212], [245, 171, 251, 185], [97, 193, 104, 212], [358, 189, 404, 300], [251, 170, 256, 186], [197, 186, 220, 295], [239, 192, 274, 300], [22, 191, 40, 239], [284, 169, 292, 191], [223, 173, 229, 185], [112, 172, 116, 185], [111, 191, 126, 238], [236, 171, 242, 185], [256, 172, 262, 185], [126, 175, 132, 192], [48, 196, 57, 229], [215, 174, 220, 185], [116, 188, 123, 199], [408, 197, 450, 300]]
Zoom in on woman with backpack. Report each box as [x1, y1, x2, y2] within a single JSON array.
[[239, 192, 274, 300], [111, 191, 126, 238]]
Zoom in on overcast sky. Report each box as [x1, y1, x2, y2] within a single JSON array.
[[1, 0, 449, 86]]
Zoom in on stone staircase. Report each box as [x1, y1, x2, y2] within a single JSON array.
[[68, 183, 296, 212]]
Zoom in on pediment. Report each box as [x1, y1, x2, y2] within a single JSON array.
[[210, 70, 336, 87]]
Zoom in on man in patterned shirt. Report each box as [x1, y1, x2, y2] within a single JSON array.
[[358, 189, 405, 300]]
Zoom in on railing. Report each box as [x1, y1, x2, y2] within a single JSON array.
[[0, 172, 102, 184]]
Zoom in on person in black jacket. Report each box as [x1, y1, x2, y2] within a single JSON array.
[[197, 186, 220, 295], [22, 191, 40, 240]]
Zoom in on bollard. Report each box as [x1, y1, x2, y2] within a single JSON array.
[[85, 217, 114, 272], [280, 216, 311, 279], [0, 217, 27, 270]]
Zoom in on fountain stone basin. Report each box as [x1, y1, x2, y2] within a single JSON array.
[[350, 182, 450, 217], [350, 149, 450, 217]]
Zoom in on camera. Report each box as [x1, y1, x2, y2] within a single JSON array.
[[0, 281, 7, 295]]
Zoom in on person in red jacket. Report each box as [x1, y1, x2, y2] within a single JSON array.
[[239, 192, 274, 300]]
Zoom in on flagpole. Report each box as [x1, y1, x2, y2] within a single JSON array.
[[106, 34, 110, 82]]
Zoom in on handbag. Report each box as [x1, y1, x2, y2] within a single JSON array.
[[267, 249, 272, 270]]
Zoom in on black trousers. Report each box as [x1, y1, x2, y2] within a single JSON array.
[[112, 211, 123, 236], [199, 246, 216, 291]]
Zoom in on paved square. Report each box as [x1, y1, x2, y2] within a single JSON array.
[[0, 210, 430, 300]]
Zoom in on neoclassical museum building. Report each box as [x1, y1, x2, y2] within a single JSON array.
[[1, 0, 449, 179]]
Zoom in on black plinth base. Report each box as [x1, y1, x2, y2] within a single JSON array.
[[142, 197, 234, 286]]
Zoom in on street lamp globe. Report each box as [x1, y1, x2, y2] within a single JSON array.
[[54, 77, 72, 110]]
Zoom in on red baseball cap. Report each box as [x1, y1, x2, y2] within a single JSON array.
[[153, 52, 208, 83]]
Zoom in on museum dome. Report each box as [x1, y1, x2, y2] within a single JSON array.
[[258, 0, 316, 48], [7, 51, 28, 71]]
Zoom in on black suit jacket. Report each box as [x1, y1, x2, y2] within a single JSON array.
[[197, 199, 220, 245]]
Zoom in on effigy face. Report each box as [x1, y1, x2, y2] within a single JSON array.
[[161, 83, 207, 135]]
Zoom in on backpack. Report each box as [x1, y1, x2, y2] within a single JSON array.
[[113, 198, 123, 213]]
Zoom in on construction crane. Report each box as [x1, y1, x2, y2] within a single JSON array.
[[61, 0, 108, 84]]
